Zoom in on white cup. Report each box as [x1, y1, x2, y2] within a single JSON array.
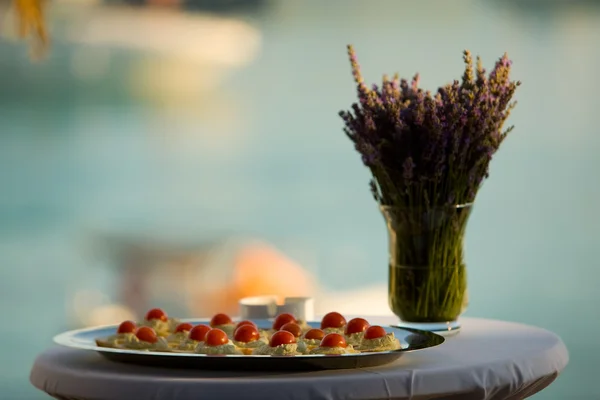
[[277, 297, 314, 321], [239, 295, 278, 320]]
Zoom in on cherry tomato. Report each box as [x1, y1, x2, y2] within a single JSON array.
[[280, 322, 302, 338], [210, 313, 233, 327], [345, 318, 370, 335], [145, 308, 168, 322], [320, 312, 347, 329], [136, 327, 158, 343], [189, 324, 211, 342], [320, 333, 347, 348], [233, 324, 260, 343], [304, 328, 325, 341], [117, 320, 136, 334], [272, 313, 297, 330], [364, 325, 387, 340], [174, 323, 193, 333], [269, 330, 296, 347], [206, 328, 229, 347], [236, 320, 257, 330]]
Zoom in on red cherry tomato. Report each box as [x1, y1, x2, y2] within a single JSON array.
[[280, 322, 302, 338], [206, 328, 229, 347], [320, 312, 347, 329], [189, 324, 211, 342], [364, 325, 387, 340], [236, 320, 257, 330], [304, 328, 325, 341], [233, 324, 260, 343], [272, 313, 297, 330], [117, 320, 136, 334], [320, 333, 347, 348], [269, 330, 296, 347], [136, 327, 158, 343], [174, 323, 193, 333], [345, 318, 370, 335], [145, 308, 168, 322], [210, 313, 233, 327]]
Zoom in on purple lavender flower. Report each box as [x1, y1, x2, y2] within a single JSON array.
[[403, 157, 416, 181], [340, 45, 521, 207]]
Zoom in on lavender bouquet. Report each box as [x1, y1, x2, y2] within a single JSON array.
[[340, 46, 520, 324]]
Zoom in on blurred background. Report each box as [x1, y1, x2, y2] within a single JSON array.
[[0, 0, 598, 398]]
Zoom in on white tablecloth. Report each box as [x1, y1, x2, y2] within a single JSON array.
[[30, 317, 568, 400]]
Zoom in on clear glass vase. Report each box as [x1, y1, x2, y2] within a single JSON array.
[[381, 203, 473, 332]]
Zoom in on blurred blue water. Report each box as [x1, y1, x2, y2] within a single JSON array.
[[1, 0, 599, 398]]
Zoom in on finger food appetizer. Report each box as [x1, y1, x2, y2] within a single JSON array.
[[210, 313, 236, 337], [320, 312, 347, 334], [139, 308, 180, 337], [297, 328, 325, 354], [177, 324, 211, 351], [357, 325, 402, 352], [253, 330, 299, 356], [309, 333, 358, 355], [166, 323, 193, 346], [232, 324, 268, 355], [95, 320, 137, 348], [344, 317, 370, 347], [121, 326, 170, 351], [196, 328, 242, 355]]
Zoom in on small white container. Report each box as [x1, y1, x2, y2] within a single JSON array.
[[239, 295, 278, 319], [277, 297, 314, 322], [239, 296, 315, 321]]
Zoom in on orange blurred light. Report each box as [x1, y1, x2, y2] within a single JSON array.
[[189, 242, 316, 316]]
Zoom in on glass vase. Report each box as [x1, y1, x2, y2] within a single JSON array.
[[381, 203, 473, 332]]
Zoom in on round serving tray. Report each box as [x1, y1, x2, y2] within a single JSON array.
[[54, 319, 444, 371]]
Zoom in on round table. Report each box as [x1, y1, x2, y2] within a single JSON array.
[[30, 317, 568, 400]]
